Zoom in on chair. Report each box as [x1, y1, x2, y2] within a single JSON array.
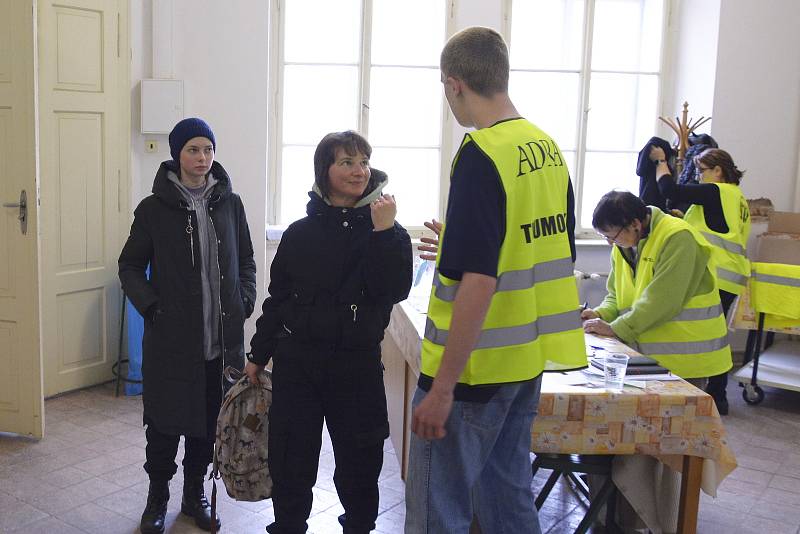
[[532, 453, 619, 534]]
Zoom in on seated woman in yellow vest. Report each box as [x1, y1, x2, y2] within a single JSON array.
[[581, 191, 732, 386], [651, 146, 748, 414]]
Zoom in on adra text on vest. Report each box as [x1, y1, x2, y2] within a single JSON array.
[[516, 139, 565, 177], [520, 213, 568, 243]]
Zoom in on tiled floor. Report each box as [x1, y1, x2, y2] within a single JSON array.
[[2, 380, 800, 533]]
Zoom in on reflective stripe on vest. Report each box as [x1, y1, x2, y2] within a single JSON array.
[[618, 304, 722, 322], [425, 309, 581, 349], [700, 231, 746, 257], [753, 271, 800, 288], [638, 334, 730, 356], [431, 257, 574, 302], [717, 267, 749, 287]]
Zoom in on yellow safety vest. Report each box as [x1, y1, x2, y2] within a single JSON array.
[[422, 119, 586, 385], [684, 183, 751, 294], [613, 213, 732, 379], [750, 262, 800, 320]]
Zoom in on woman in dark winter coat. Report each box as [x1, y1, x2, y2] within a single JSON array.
[[119, 118, 257, 534], [245, 131, 413, 534]]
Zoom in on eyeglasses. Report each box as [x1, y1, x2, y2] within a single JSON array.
[[695, 166, 711, 176], [597, 225, 626, 243]]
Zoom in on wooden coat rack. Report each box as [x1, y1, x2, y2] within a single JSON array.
[[658, 102, 711, 175]]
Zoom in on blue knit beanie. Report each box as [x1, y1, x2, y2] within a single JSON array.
[[169, 117, 216, 161]]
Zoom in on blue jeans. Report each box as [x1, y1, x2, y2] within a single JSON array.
[[405, 377, 543, 534]]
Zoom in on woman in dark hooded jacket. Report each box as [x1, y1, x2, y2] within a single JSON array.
[[246, 131, 412, 534], [119, 118, 257, 533]]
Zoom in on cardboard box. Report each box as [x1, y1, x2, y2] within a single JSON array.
[[753, 211, 800, 265]]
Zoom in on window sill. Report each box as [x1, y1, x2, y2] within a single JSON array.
[[576, 238, 611, 247]]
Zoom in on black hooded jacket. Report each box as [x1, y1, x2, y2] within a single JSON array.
[[637, 136, 675, 211], [249, 176, 412, 363], [118, 160, 257, 437]]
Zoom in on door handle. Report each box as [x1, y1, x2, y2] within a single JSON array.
[[3, 190, 27, 234]]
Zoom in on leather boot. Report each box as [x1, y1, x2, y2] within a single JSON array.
[[181, 476, 221, 531], [140, 480, 169, 534]]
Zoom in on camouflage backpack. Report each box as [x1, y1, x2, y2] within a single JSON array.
[[212, 368, 272, 502]]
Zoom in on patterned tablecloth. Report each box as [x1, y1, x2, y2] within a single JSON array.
[[532, 334, 738, 498], [535, 376, 729, 460], [531, 336, 738, 533]]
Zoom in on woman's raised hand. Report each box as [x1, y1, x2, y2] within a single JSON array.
[[371, 194, 397, 232]]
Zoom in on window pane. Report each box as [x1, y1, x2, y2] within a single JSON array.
[[372, 0, 444, 66], [369, 147, 439, 227], [280, 146, 316, 225], [510, 0, 585, 70], [585, 73, 658, 151], [592, 0, 664, 72], [562, 150, 577, 180], [369, 67, 442, 147], [580, 151, 638, 228], [510, 71, 580, 150], [284, 0, 361, 63], [282, 65, 359, 145]]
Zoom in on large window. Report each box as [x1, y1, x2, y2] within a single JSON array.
[[269, 0, 447, 227], [508, 0, 666, 231]]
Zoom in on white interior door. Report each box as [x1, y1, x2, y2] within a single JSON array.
[[0, 0, 44, 438], [38, 0, 129, 396]]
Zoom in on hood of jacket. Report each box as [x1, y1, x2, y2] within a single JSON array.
[[306, 167, 388, 217], [152, 160, 233, 208]]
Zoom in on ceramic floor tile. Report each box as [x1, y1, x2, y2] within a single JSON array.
[[732, 515, 799, 534], [96, 461, 148, 488], [7, 515, 86, 534], [57, 501, 139, 534], [94, 487, 148, 522], [0, 504, 51, 533], [2, 477, 60, 502], [83, 435, 141, 455], [726, 465, 774, 486], [749, 498, 800, 525], [700, 489, 756, 513], [770, 474, 800, 494], [36, 464, 95, 489], [73, 453, 139, 477], [735, 453, 782, 473]]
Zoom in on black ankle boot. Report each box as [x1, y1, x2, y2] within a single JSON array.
[[181, 476, 220, 531], [140, 480, 169, 534]]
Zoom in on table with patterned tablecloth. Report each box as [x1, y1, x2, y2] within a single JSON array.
[[531, 335, 737, 534]]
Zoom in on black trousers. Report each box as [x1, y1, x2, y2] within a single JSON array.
[[266, 339, 389, 534], [144, 357, 223, 482], [705, 290, 737, 403]]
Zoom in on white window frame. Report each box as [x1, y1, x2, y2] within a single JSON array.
[[266, 0, 457, 235], [502, 0, 673, 238]]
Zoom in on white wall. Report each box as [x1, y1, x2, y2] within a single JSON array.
[[663, 0, 720, 132], [711, 0, 800, 210], [130, 0, 270, 345]]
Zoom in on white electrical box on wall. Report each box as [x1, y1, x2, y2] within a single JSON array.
[[140, 79, 184, 134]]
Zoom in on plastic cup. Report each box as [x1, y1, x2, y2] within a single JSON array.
[[604, 354, 629, 391]]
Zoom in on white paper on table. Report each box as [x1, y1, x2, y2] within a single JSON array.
[[582, 363, 680, 382]]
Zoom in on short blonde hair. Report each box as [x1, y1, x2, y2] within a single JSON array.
[[440, 26, 509, 97]]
